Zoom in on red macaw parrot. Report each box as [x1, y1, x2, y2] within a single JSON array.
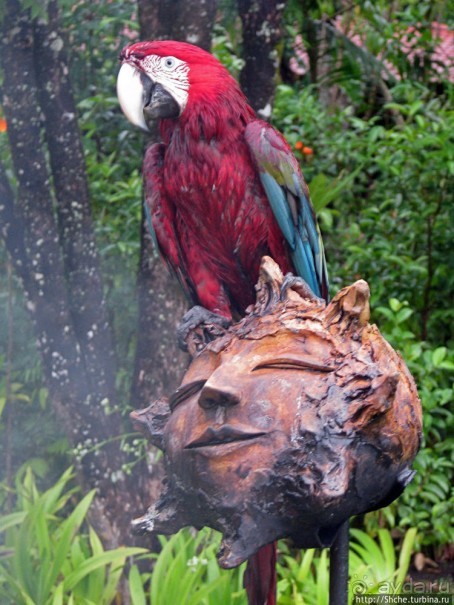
[[117, 40, 329, 605]]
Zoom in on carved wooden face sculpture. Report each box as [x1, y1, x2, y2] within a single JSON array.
[[131, 259, 422, 569]]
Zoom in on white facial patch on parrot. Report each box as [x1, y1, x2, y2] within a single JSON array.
[[117, 55, 190, 131], [141, 55, 190, 113], [117, 62, 149, 131]]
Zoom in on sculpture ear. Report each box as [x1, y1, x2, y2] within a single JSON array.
[[344, 373, 399, 431], [324, 280, 370, 335], [130, 398, 170, 451], [131, 490, 189, 536]]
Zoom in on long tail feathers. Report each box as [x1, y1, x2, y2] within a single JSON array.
[[243, 542, 277, 605]]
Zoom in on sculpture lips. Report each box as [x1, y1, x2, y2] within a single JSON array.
[[185, 425, 266, 449]]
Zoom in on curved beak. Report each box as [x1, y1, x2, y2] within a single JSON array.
[[117, 62, 150, 132], [117, 62, 181, 132]]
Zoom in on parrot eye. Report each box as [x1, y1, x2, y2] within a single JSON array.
[[163, 57, 176, 69]]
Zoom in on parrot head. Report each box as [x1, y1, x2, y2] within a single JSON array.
[[117, 40, 242, 133]]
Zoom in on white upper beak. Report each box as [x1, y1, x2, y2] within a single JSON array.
[[117, 63, 150, 132]]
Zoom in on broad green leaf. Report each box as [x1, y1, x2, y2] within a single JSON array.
[[395, 529, 417, 590], [378, 530, 396, 578], [389, 298, 402, 312], [0, 511, 27, 533], [63, 547, 147, 591], [128, 565, 146, 605], [297, 549, 315, 583], [51, 583, 64, 605], [45, 490, 97, 596], [316, 550, 329, 605], [432, 347, 447, 367]]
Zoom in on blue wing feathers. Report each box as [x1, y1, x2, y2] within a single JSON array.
[[298, 214, 320, 259], [260, 170, 323, 297], [293, 228, 321, 297], [245, 120, 329, 301], [259, 172, 296, 250]]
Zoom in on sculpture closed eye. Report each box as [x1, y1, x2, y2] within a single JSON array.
[[252, 358, 334, 372]]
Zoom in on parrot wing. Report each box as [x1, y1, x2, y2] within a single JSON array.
[[143, 142, 196, 303], [245, 120, 329, 301]]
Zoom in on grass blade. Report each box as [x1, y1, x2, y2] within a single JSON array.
[[63, 547, 147, 591], [395, 529, 417, 591]]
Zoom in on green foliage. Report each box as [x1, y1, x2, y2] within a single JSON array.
[[127, 527, 416, 605], [0, 468, 146, 605], [364, 297, 454, 547], [129, 528, 247, 605], [0, 0, 47, 22], [277, 546, 330, 605], [212, 24, 245, 79], [285, 0, 452, 92], [277, 528, 416, 603], [348, 528, 417, 598], [0, 469, 420, 605]]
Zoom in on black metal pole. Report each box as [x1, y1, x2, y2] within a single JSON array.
[[329, 519, 349, 605]]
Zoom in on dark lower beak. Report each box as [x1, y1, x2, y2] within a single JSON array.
[[141, 73, 180, 125]]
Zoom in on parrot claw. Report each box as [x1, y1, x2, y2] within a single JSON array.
[[280, 273, 325, 303], [177, 306, 232, 353]]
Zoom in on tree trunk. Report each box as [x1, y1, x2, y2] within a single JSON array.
[[33, 0, 117, 410], [138, 0, 217, 50], [0, 0, 150, 548], [131, 214, 188, 405], [237, 0, 287, 117]]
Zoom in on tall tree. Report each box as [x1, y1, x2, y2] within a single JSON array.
[[138, 0, 217, 50], [0, 0, 150, 547], [238, 0, 287, 117]]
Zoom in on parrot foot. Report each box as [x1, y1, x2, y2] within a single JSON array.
[[177, 306, 232, 354], [280, 273, 324, 303]]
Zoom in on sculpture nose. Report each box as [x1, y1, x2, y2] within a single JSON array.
[[198, 384, 240, 410]]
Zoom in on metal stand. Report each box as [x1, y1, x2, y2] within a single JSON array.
[[329, 520, 349, 605]]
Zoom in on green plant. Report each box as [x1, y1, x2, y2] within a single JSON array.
[[348, 528, 416, 598], [128, 528, 247, 605], [366, 297, 454, 548], [277, 545, 330, 605], [276, 528, 417, 604], [0, 467, 146, 605]]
